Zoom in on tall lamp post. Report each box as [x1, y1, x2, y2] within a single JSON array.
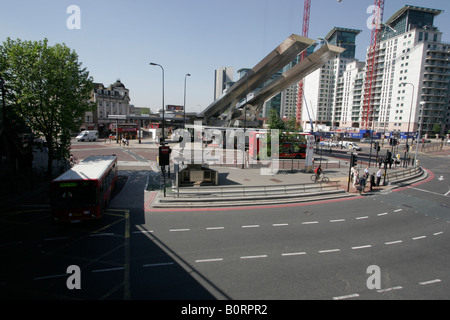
[[150, 62, 165, 143], [400, 82, 415, 168], [183, 73, 191, 129], [414, 101, 425, 167]]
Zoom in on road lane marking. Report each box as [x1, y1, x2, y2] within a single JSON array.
[[351, 245, 372, 250], [377, 286, 403, 293], [385, 240, 403, 245], [90, 233, 115, 237], [377, 212, 388, 216], [44, 237, 69, 241], [419, 279, 441, 286], [330, 219, 345, 223], [92, 267, 124, 273], [356, 216, 369, 220], [410, 187, 448, 197], [195, 258, 224, 263], [433, 232, 443, 236], [169, 229, 190, 232], [206, 227, 224, 230], [33, 273, 67, 281], [142, 262, 174, 267], [393, 209, 403, 212], [318, 249, 340, 253], [242, 225, 260, 228], [281, 252, 306, 256], [302, 221, 319, 225], [133, 230, 153, 234], [333, 293, 360, 300], [412, 236, 427, 240], [273, 223, 289, 227], [240, 255, 268, 259]]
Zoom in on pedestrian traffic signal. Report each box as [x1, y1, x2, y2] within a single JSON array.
[[159, 145, 171, 166], [351, 153, 358, 167]]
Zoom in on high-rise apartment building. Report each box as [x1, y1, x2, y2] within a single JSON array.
[[301, 27, 361, 130], [364, 5, 449, 135], [214, 67, 234, 100], [301, 5, 449, 136]]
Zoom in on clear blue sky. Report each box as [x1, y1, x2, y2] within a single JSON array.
[[1, 0, 449, 113]]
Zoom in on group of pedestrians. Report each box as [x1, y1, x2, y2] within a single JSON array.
[[351, 166, 383, 194]]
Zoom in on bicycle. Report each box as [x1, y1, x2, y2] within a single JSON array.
[[310, 173, 329, 183]]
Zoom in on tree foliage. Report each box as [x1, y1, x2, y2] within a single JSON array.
[[0, 38, 94, 176]]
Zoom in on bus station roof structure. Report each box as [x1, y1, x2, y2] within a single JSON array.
[[198, 33, 345, 126]]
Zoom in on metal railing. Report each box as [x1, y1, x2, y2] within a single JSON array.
[[168, 180, 340, 198], [385, 166, 423, 183]]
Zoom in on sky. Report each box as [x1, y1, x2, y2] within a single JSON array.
[[1, 0, 449, 113]]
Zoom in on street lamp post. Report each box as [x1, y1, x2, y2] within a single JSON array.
[[414, 101, 425, 167], [183, 74, 191, 130], [400, 82, 415, 168], [150, 62, 165, 143]]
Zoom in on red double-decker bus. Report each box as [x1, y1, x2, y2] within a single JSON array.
[[50, 155, 118, 222]]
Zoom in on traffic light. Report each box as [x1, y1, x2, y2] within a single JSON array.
[[159, 145, 171, 166], [351, 153, 358, 167]]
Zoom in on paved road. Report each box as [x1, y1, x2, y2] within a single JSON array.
[[1, 139, 448, 301]]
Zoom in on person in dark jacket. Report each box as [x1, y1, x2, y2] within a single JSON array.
[[370, 173, 376, 191]]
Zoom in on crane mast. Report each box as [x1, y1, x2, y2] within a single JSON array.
[[295, 0, 311, 126], [362, 0, 385, 130]]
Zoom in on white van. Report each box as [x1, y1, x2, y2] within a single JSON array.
[[76, 130, 98, 142], [339, 141, 362, 151]]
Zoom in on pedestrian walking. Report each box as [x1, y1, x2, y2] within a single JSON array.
[[376, 169, 382, 187], [364, 166, 369, 179], [353, 170, 359, 188], [358, 175, 366, 194], [370, 173, 375, 191]]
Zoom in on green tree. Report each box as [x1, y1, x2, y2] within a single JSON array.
[[0, 38, 94, 176], [432, 123, 441, 136], [267, 108, 285, 130]]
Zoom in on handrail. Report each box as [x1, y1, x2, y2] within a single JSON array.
[[168, 180, 340, 198], [386, 166, 422, 183]]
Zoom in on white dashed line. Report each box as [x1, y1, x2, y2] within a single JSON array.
[[92, 267, 124, 273], [319, 249, 340, 253], [330, 219, 345, 223], [412, 236, 427, 240], [351, 245, 372, 250], [393, 209, 403, 212], [385, 240, 403, 245], [169, 229, 190, 232], [433, 232, 443, 236], [240, 255, 268, 259], [377, 286, 403, 293], [419, 279, 441, 286], [281, 252, 306, 256], [273, 223, 289, 227], [44, 237, 69, 241], [333, 293, 360, 300], [302, 221, 319, 225], [206, 227, 224, 230], [195, 258, 224, 263], [142, 262, 174, 268], [377, 212, 388, 216], [242, 225, 260, 228], [356, 216, 369, 220]]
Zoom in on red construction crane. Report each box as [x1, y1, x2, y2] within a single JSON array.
[[295, 0, 311, 126], [362, 0, 385, 130]]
